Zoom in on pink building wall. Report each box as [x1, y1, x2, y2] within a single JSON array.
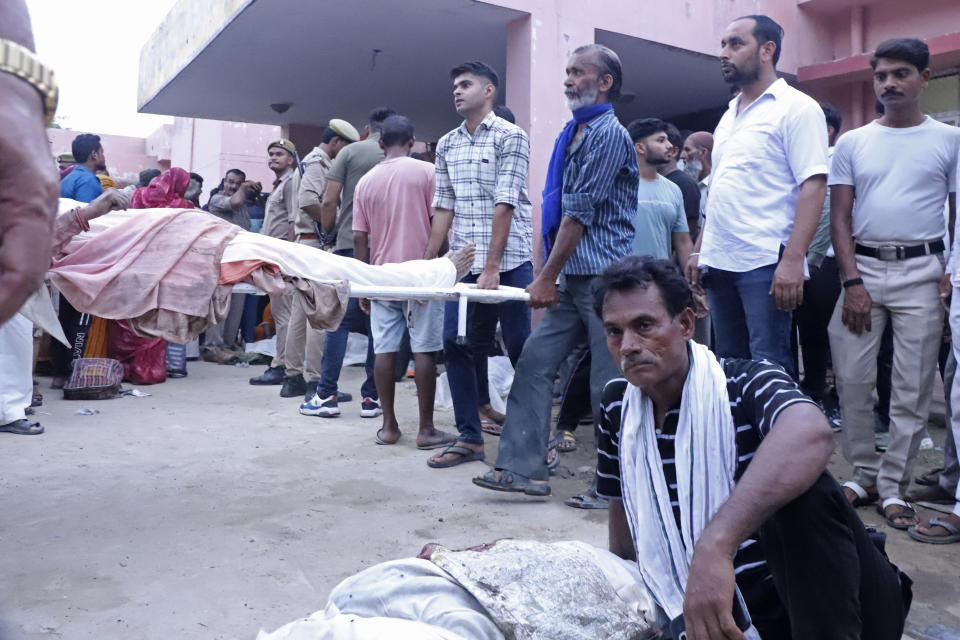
[[47, 129, 164, 187], [49, 118, 280, 198]]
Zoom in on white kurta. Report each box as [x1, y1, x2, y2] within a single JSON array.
[[0, 313, 33, 425]]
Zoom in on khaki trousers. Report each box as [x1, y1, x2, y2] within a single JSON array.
[[828, 252, 944, 501], [283, 238, 325, 379], [270, 292, 291, 372]]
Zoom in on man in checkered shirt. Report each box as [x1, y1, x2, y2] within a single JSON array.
[[423, 61, 534, 469]]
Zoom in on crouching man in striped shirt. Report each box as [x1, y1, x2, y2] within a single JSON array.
[[595, 256, 910, 640]]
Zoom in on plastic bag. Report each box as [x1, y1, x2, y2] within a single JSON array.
[[107, 320, 167, 385]]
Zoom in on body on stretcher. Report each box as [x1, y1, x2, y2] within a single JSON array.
[[232, 282, 531, 343]]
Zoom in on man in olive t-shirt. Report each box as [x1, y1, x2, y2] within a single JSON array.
[[307, 107, 395, 419]]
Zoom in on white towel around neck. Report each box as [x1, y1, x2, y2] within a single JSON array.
[[618, 341, 737, 620]]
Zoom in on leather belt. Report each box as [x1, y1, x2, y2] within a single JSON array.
[[296, 233, 318, 240], [854, 239, 944, 261]]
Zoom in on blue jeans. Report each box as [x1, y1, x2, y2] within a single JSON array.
[[703, 262, 796, 378], [317, 249, 377, 400], [494, 275, 620, 480], [444, 262, 533, 444]]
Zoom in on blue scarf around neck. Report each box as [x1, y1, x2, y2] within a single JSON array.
[[541, 102, 613, 257]]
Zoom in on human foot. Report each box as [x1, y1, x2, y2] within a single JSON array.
[[375, 427, 401, 445], [878, 502, 918, 530], [478, 403, 504, 426], [472, 469, 550, 496], [909, 514, 960, 544], [416, 428, 458, 450], [429, 440, 483, 466], [446, 243, 476, 280]]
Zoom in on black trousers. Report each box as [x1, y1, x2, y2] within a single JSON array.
[[796, 257, 841, 402], [749, 472, 911, 639], [557, 344, 591, 432]]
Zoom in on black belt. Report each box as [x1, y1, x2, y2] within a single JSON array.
[[854, 239, 944, 261]]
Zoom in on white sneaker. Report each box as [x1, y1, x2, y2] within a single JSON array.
[[360, 397, 382, 418], [300, 393, 340, 417]]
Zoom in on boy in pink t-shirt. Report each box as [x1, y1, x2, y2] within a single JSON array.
[[353, 115, 457, 451]]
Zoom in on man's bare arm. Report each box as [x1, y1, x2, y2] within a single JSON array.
[[771, 174, 827, 310], [683, 402, 834, 640], [423, 208, 454, 260], [320, 180, 344, 235], [0, 0, 60, 323], [672, 231, 693, 270], [302, 203, 323, 223], [608, 499, 636, 562], [354, 231, 370, 265], [477, 203, 515, 289]]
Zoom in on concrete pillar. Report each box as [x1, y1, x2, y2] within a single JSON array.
[[850, 5, 864, 56], [504, 9, 594, 272]]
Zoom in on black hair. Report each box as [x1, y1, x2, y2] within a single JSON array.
[[138, 168, 161, 187], [737, 14, 784, 66], [72, 133, 102, 164], [593, 255, 693, 319], [870, 38, 929, 71], [572, 44, 623, 101], [820, 103, 842, 133], [449, 61, 500, 90], [380, 115, 415, 148], [493, 104, 515, 124], [225, 168, 246, 181], [321, 127, 340, 143], [664, 123, 683, 149], [626, 118, 669, 144], [368, 107, 397, 132], [189, 172, 203, 185]]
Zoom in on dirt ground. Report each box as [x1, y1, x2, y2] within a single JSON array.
[[1, 361, 958, 639]]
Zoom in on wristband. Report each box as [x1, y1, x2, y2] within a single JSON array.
[[842, 277, 863, 289]]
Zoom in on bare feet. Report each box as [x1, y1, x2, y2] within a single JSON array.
[[478, 403, 504, 426], [375, 426, 401, 445], [50, 376, 66, 390], [429, 440, 483, 466], [416, 427, 457, 450], [446, 243, 476, 281]]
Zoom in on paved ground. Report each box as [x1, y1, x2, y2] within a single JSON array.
[[1, 361, 958, 639]]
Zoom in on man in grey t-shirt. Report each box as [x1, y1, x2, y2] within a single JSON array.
[[207, 168, 256, 231]]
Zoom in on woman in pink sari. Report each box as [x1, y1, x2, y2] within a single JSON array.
[[130, 167, 194, 210]]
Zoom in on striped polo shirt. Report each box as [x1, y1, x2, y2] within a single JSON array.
[[596, 356, 817, 628]]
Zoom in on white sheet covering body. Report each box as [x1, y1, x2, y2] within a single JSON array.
[[221, 231, 457, 289], [257, 542, 658, 640]]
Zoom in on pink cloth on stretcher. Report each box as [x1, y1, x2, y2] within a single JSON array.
[[49, 208, 350, 342], [50, 208, 239, 342]]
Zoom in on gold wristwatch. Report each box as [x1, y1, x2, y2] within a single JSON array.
[[0, 38, 58, 127]]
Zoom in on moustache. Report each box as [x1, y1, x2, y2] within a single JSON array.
[[881, 90, 904, 98], [621, 353, 657, 370]]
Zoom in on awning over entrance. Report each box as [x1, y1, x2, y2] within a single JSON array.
[[595, 29, 735, 130], [139, 0, 526, 140]]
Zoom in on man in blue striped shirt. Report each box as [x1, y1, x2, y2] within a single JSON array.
[[474, 43, 638, 495]]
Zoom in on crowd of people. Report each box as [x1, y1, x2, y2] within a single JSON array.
[[3, 3, 959, 636]]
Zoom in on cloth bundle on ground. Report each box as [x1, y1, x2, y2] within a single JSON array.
[[48, 202, 457, 344], [257, 540, 658, 640]]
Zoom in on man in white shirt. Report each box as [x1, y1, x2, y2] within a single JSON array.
[[828, 38, 960, 531], [685, 15, 828, 379]]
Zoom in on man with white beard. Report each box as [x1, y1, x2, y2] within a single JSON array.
[[473, 43, 638, 495], [680, 131, 713, 240]]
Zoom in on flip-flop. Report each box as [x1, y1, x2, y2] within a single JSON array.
[[908, 516, 960, 544], [915, 468, 944, 486], [374, 428, 400, 445], [472, 469, 551, 496], [906, 483, 957, 505], [555, 430, 577, 452], [843, 481, 879, 507], [564, 493, 609, 509], [877, 502, 918, 530], [416, 430, 458, 450], [0, 419, 44, 436], [481, 423, 503, 437], [427, 444, 485, 468]]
